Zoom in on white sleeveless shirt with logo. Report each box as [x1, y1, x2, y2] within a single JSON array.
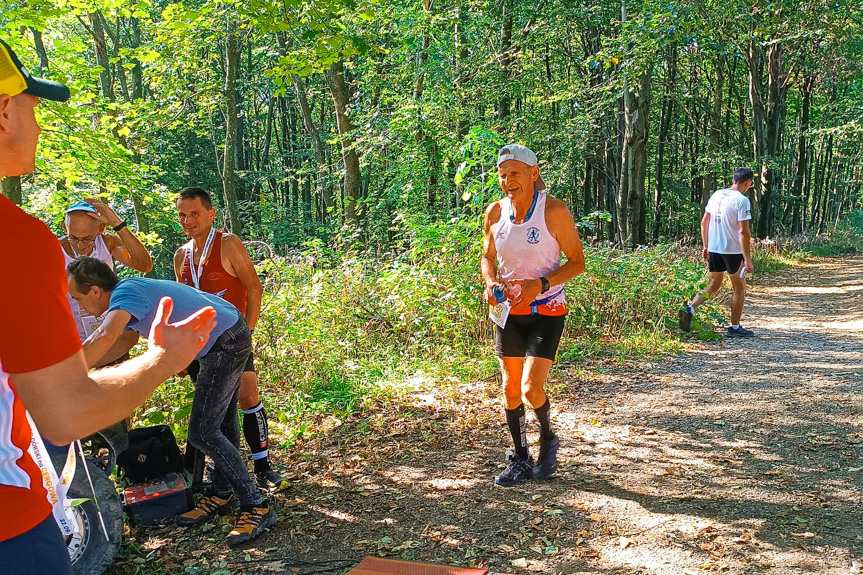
[[63, 236, 114, 341], [494, 192, 566, 315]]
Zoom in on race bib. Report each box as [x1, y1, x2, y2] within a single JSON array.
[[489, 301, 510, 329]]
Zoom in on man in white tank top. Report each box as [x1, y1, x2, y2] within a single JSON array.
[[678, 168, 755, 338], [59, 199, 153, 361], [481, 144, 585, 487]]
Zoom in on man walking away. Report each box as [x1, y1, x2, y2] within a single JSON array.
[[679, 167, 755, 337]]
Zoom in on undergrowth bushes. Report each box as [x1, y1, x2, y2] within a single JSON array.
[[245, 239, 737, 438], [138, 220, 826, 442]]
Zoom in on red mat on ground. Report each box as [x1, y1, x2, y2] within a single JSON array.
[[347, 557, 513, 575]]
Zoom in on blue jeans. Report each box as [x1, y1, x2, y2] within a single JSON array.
[[187, 318, 260, 507], [0, 515, 73, 574]]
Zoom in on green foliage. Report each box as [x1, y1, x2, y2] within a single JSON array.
[[5, 0, 863, 451]]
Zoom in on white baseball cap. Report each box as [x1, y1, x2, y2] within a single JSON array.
[[497, 144, 546, 190]]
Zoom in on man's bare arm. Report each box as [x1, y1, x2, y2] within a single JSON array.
[[545, 199, 585, 286], [509, 199, 585, 310], [739, 219, 754, 272], [481, 202, 502, 304], [106, 232, 153, 274], [13, 298, 216, 445], [82, 197, 153, 273], [222, 234, 263, 330], [700, 211, 711, 261], [173, 248, 185, 283], [82, 310, 132, 368]]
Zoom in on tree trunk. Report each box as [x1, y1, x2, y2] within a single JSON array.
[[414, 0, 439, 211], [792, 75, 814, 234], [703, 55, 723, 203], [497, 0, 514, 121], [653, 47, 676, 241], [292, 74, 333, 216], [324, 60, 361, 224], [130, 17, 143, 100], [1, 177, 22, 204], [455, 2, 470, 139], [761, 42, 785, 238], [30, 28, 49, 74], [222, 28, 244, 234], [618, 66, 652, 248], [747, 33, 786, 239], [89, 12, 115, 102]]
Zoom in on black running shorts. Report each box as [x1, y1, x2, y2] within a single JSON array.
[[243, 351, 255, 374], [708, 252, 744, 274], [495, 314, 566, 361]]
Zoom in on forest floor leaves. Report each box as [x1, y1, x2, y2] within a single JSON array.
[[113, 256, 863, 574]]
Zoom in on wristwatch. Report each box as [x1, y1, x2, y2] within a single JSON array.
[[540, 276, 550, 293]]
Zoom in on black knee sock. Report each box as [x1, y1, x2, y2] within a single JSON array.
[[242, 402, 270, 473], [505, 404, 529, 460], [534, 399, 554, 440]]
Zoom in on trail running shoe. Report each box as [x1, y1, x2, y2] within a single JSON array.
[[494, 451, 534, 487], [678, 306, 694, 332], [256, 468, 289, 493], [533, 434, 559, 480], [176, 492, 233, 526], [726, 326, 754, 338], [226, 503, 277, 546]]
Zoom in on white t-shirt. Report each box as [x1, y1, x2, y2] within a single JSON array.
[[705, 188, 751, 254]]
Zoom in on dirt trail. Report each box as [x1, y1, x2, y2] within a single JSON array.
[[545, 257, 863, 574], [117, 257, 863, 574]]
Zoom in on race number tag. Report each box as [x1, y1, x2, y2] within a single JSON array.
[[80, 313, 104, 336], [489, 300, 510, 329]]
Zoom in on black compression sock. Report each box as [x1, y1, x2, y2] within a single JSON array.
[[534, 399, 554, 440], [242, 402, 270, 473], [505, 404, 529, 460]]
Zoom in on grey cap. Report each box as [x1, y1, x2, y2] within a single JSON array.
[[497, 144, 546, 190]]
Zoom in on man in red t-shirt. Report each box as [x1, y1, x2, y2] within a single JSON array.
[[0, 39, 217, 574]]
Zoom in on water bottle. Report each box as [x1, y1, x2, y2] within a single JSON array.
[[492, 284, 506, 304]]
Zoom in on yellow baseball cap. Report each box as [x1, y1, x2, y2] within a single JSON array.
[[0, 38, 69, 101]]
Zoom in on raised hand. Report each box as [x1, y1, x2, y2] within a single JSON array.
[[83, 197, 123, 227], [148, 297, 217, 374]]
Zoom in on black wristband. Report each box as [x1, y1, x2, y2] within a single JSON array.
[[112, 220, 127, 232], [540, 276, 550, 293]]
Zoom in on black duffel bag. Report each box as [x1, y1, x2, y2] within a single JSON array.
[[116, 425, 184, 483]]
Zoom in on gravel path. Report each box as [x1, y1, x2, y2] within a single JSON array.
[[114, 257, 863, 574], [549, 256, 863, 573]]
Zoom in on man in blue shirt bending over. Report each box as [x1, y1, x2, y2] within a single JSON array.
[[66, 256, 276, 546]]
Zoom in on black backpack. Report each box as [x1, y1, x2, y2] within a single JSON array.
[[116, 425, 185, 483]]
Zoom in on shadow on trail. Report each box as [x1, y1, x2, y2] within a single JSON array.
[[136, 258, 863, 575], [543, 256, 863, 572]]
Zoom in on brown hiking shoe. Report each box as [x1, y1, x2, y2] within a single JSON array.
[[176, 492, 233, 526], [226, 504, 277, 546]]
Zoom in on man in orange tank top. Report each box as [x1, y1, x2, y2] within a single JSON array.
[[481, 144, 585, 487], [173, 187, 288, 492]]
